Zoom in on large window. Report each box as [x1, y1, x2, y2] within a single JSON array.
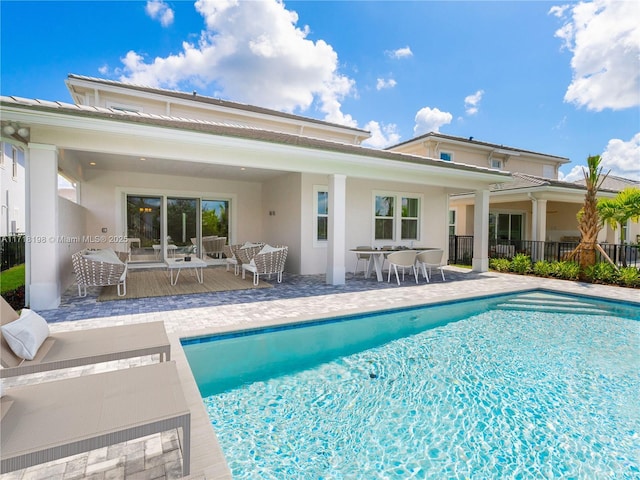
[[489, 212, 523, 242], [374, 193, 421, 242]]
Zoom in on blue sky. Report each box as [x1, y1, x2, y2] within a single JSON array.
[[2, 0, 638, 180]]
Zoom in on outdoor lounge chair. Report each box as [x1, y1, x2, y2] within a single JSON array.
[[72, 249, 127, 297], [242, 244, 288, 286], [0, 361, 190, 476], [0, 297, 170, 378]]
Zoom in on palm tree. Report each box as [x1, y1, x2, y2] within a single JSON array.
[[598, 187, 640, 244], [568, 155, 610, 277], [598, 187, 640, 267]]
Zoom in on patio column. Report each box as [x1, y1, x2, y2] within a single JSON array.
[[472, 189, 490, 272], [27, 143, 60, 309], [535, 199, 547, 242], [326, 174, 346, 285]]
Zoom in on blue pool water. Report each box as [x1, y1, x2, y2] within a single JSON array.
[[182, 291, 640, 479]]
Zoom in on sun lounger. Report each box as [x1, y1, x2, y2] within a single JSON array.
[[1, 297, 171, 378], [1, 361, 190, 476]]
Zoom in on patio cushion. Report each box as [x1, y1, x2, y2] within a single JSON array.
[[84, 248, 123, 265], [1, 309, 50, 360]]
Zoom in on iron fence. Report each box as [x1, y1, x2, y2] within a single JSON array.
[[1, 235, 26, 271], [448, 235, 640, 269]]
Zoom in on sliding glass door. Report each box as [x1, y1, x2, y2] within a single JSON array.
[[167, 197, 198, 255], [126, 195, 161, 263]]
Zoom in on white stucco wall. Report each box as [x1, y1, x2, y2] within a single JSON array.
[[57, 197, 87, 290], [78, 169, 263, 252], [1, 141, 26, 236]]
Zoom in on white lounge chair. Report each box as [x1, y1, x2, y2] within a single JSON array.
[[1, 361, 190, 476], [72, 249, 127, 297], [416, 249, 446, 282], [1, 297, 170, 378]]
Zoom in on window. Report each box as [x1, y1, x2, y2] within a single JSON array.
[[401, 197, 419, 239], [542, 164, 555, 179], [489, 212, 523, 242], [11, 145, 23, 180], [374, 192, 421, 241], [375, 195, 395, 240], [490, 158, 503, 169], [313, 186, 328, 243], [440, 151, 453, 162], [449, 209, 456, 236]]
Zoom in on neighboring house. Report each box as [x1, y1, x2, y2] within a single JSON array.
[[388, 133, 621, 248], [0, 75, 509, 309], [0, 139, 26, 236]]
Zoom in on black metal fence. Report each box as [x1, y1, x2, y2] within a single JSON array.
[[448, 235, 640, 268], [1, 235, 26, 271]]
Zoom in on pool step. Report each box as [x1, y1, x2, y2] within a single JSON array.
[[493, 293, 611, 315]]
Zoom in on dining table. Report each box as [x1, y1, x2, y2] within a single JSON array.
[[350, 247, 433, 282]]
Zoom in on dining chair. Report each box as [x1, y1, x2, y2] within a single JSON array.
[[353, 246, 372, 275], [386, 250, 418, 285], [415, 249, 446, 282]]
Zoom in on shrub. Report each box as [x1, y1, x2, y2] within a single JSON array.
[[617, 267, 640, 287], [584, 262, 618, 284], [489, 258, 511, 272], [554, 261, 580, 281], [510, 254, 532, 274], [533, 260, 554, 277]]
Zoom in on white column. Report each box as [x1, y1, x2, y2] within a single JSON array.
[[326, 174, 346, 285], [536, 199, 547, 242], [26, 143, 60, 309], [472, 189, 490, 272]]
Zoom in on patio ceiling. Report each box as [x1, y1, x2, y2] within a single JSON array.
[[59, 148, 288, 183]]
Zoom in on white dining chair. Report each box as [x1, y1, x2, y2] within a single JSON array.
[[386, 250, 418, 285], [416, 249, 446, 282], [353, 246, 372, 275]]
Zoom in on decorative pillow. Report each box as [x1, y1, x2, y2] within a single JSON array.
[[241, 242, 262, 249], [0, 309, 50, 360], [259, 244, 284, 255], [84, 248, 123, 265]]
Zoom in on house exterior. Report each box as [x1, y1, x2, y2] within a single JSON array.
[[0, 75, 510, 309], [0, 139, 26, 236], [388, 133, 625, 249]]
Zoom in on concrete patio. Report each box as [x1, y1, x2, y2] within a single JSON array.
[[1, 267, 638, 479]]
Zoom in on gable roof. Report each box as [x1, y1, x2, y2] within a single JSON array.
[[491, 172, 618, 194], [65, 74, 370, 138], [574, 174, 640, 192], [388, 132, 571, 164]]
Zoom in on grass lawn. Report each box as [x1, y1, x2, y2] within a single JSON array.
[[0, 263, 25, 294]]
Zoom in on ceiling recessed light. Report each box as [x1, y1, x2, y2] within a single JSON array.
[[240, 167, 246, 171], [140, 157, 146, 161], [89, 162, 96, 166]]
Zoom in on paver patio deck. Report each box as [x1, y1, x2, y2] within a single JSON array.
[[1, 267, 638, 479]]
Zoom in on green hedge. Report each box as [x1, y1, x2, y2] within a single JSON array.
[[489, 255, 639, 287]]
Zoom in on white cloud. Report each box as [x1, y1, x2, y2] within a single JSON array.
[[413, 107, 453, 136], [376, 78, 397, 90], [550, 0, 640, 111], [361, 121, 400, 149], [387, 46, 413, 59], [146, 0, 174, 27], [121, 0, 356, 126], [600, 133, 640, 180], [98, 64, 109, 75], [559, 132, 640, 182], [464, 89, 484, 115]]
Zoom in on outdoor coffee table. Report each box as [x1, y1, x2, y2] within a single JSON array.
[[165, 257, 207, 286]]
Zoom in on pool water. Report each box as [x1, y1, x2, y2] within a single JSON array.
[[183, 291, 640, 479]]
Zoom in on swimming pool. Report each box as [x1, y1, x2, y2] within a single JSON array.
[[182, 290, 640, 478]]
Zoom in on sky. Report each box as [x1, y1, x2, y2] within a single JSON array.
[[1, 0, 639, 181]]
